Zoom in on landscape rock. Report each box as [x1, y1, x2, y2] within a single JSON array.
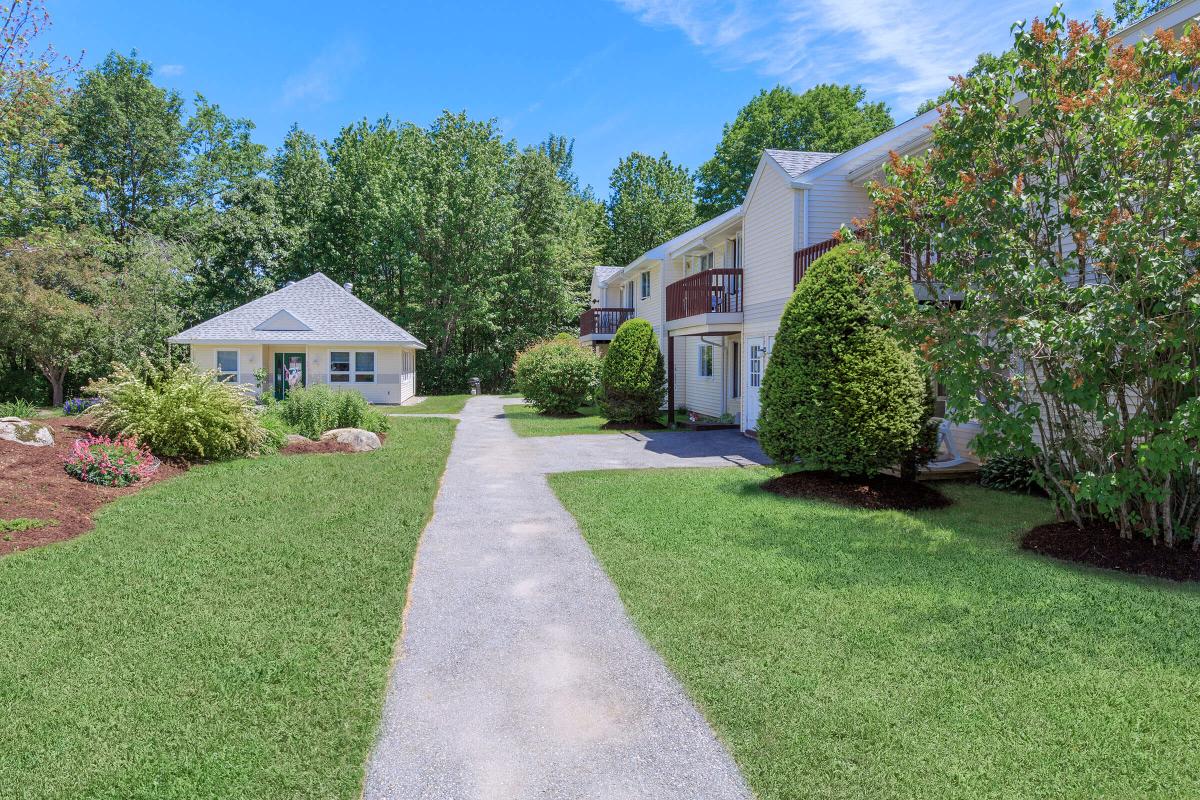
[[0, 418, 54, 447], [284, 434, 311, 446], [319, 427, 381, 452]]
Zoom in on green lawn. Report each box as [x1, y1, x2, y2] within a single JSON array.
[[384, 393, 470, 414], [550, 468, 1200, 800], [0, 417, 456, 799], [504, 403, 672, 437]]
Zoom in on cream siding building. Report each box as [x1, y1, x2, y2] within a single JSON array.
[[169, 273, 425, 404]]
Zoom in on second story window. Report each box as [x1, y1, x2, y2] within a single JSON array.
[[640, 271, 651, 299]]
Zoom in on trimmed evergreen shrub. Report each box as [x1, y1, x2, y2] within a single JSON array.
[[87, 363, 266, 460], [599, 318, 665, 424], [513, 334, 600, 415], [758, 242, 927, 476]]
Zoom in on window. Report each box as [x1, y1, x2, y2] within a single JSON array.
[[216, 350, 238, 382], [329, 351, 351, 382], [640, 271, 651, 299], [698, 344, 714, 378], [354, 351, 376, 383], [697, 252, 713, 271], [329, 351, 376, 383]]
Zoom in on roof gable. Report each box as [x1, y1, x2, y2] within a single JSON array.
[[253, 309, 311, 331], [168, 273, 425, 348]]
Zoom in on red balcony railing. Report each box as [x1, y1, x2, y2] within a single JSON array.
[[793, 236, 842, 286], [580, 307, 633, 336], [666, 268, 743, 322]]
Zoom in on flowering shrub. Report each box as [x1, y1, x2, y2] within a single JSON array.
[[866, 9, 1200, 544], [63, 434, 156, 487], [62, 397, 100, 416]]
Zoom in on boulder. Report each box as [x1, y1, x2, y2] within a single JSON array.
[[284, 434, 311, 447], [319, 427, 381, 452], [0, 418, 53, 447]]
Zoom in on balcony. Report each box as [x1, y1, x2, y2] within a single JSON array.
[[665, 268, 743, 329], [579, 307, 633, 340]]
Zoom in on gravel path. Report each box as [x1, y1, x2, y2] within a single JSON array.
[[363, 396, 765, 799]]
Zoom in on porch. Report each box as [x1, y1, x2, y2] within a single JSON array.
[[665, 268, 743, 330], [579, 307, 634, 342]]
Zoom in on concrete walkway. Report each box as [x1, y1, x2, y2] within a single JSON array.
[[363, 396, 766, 800]]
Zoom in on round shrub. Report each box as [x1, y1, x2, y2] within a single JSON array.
[[598, 318, 665, 424], [275, 384, 389, 439], [513, 335, 600, 415], [758, 242, 927, 476], [86, 362, 266, 460]]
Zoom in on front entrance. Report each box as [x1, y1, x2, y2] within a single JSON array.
[[743, 336, 771, 431], [273, 352, 306, 400]]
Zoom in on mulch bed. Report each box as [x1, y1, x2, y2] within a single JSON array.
[[0, 416, 185, 557], [762, 470, 953, 511], [1021, 521, 1200, 582], [600, 419, 668, 431], [278, 438, 356, 455]]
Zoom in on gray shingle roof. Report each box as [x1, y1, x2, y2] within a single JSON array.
[[592, 265, 623, 286], [764, 149, 840, 179], [168, 272, 425, 348]]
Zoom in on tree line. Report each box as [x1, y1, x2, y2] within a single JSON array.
[[0, 0, 894, 402]]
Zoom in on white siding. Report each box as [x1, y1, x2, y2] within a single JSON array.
[[806, 177, 872, 245], [742, 165, 798, 331]]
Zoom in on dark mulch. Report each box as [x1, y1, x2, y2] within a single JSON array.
[[279, 438, 356, 455], [762, 470, 953, 511], [1022, 521, 1200, 582], [601, 419, 668, 431], [0, 416, 185, 557]]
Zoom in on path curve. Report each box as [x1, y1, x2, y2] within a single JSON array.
[[363, 396, 764, 800]]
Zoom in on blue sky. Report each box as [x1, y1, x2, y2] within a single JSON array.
[[49, 0, 1097, 194]]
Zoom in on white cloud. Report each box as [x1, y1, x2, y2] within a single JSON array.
[[613, 0, 1083, 115], [157, 63, 185, 78], [278, 37, 364, 108]]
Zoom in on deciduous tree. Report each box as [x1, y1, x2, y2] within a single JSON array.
[[866, 9, 1200, 543], [696, 85, 892, 219], [604, 151, 694, 266]]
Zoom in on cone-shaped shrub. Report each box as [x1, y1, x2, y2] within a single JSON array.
[[599, 318, 665, 423], [513, 334, 600, 415], [758, 242, 927, 476]]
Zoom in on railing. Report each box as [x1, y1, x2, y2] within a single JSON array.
[[666, 268, 743, 322], [580, 307, 633, 336], [793, 236, 841, 286]]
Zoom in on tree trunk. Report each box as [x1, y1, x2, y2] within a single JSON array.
[[41, 364, 66, 407]]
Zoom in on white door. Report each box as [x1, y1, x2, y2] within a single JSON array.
[[744, 337, 770, 431]]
